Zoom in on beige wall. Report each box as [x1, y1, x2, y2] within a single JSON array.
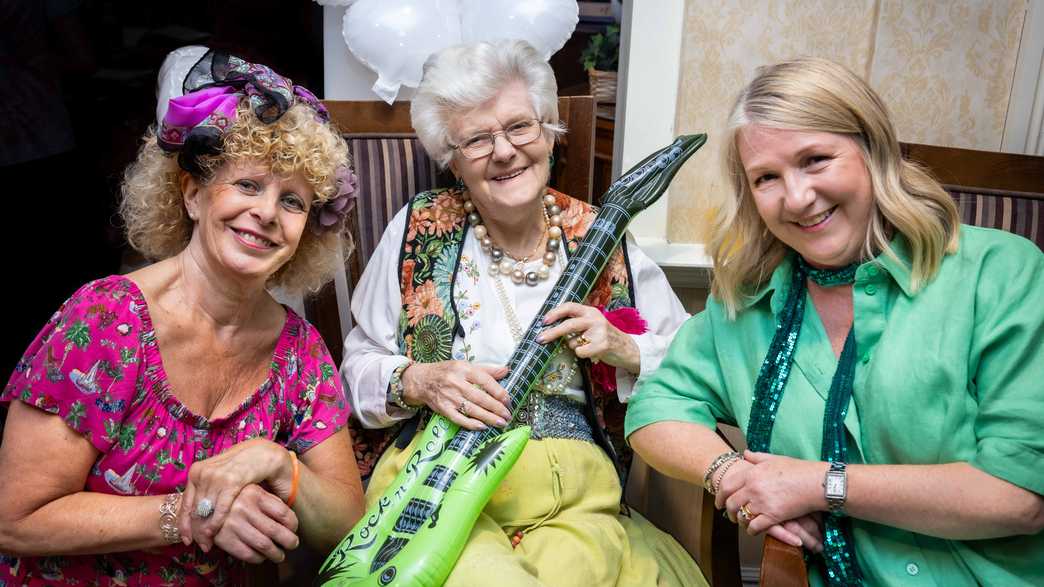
[[668, 0, 1029, 243]]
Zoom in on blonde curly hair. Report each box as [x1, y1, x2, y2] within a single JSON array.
[[120, 99, 353, 294]]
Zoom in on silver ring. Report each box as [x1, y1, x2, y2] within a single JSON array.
[[195, 497, 215, 519]]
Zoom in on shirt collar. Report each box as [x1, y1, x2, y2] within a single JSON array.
[[741, 234, 917, 315]]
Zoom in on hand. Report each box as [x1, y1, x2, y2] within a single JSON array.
[[212, 484, 300, 564], [538, 302, 640, 373], [770, 514, 824, 553], [713, 455, 824, 551], [721, 451, 828, 537], [179, 439, 293, 551], [402, 361, 511, 430]]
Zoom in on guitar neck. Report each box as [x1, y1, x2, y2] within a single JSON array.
[[499, 203, 633, 411]]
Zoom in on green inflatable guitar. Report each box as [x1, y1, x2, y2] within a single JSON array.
[[316, 134, 706, 586]]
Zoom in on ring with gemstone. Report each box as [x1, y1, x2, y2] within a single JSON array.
[[195, 497, 215, 519], [739, 503, 757, 523], [457, 400, 470, 418], [574, 335, 591, 347]]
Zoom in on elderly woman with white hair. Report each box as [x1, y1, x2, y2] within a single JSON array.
[[341, 40, 706, 586]]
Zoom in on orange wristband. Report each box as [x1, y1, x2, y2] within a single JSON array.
[[286, 450, 300, 508]]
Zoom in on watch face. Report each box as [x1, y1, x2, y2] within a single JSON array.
[[825, 472, 846, 497]]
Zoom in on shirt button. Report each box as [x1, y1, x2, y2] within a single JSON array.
[[861, 352, 871, 364], [864, 284, 877, 295], [866, 265, 879, 277], [906, 562, 920, 576]]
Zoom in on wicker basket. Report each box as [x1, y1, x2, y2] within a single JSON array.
[[588, 69, 618, 104]]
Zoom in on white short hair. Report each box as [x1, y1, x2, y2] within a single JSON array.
[[411, 39, 566, 169]]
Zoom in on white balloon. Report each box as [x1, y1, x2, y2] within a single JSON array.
[[155, 45, 210, 125], [459, 0, 578, 60], [342, 0, 463, 103]]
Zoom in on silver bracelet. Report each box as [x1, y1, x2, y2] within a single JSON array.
[[160, 492, 182, 544], [703, 451, 741, 494], [711, 456, 743, 496]]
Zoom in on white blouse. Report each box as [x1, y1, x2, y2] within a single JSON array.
[[342, 205, 689, 429]]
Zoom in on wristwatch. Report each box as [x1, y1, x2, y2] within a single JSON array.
[[823, 461, 847, 515], [387, 361, 419, 411]]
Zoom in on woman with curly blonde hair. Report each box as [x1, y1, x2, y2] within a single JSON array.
[[627, 57, 1044, 585], [0, 49, 364, 585]]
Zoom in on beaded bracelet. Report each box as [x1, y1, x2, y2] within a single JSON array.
[[160, 492, 182, 544], [711, 455, 743, 496], [387, 361, 419, 411], [286, 450, 300, 508], [703, 451, 741, 494]]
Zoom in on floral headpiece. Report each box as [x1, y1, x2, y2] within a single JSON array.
[[314, 165, 358, 234], [157, 50, 355, 234]]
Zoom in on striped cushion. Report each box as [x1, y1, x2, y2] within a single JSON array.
[[950, 191, 1044, 250], [347, 135, 454, 269]]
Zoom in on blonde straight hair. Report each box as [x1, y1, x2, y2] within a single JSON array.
[[710, 58, 960, 317]]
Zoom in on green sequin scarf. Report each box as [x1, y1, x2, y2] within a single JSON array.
[[746, 256, 864, 586]]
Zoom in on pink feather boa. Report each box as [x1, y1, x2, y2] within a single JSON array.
[[590, 306, 647, 394]]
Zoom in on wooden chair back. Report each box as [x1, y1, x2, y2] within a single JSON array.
[[903, 142, 1044, 249]]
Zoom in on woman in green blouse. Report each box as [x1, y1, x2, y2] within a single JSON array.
[[625, 57, 1044, 586]]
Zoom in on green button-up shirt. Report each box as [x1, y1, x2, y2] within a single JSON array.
[[625, 226, 1044, 586]]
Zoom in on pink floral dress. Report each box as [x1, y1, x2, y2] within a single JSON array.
[[0, 276, 350, 586]]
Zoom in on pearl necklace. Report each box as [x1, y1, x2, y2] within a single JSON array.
[[488, 246, 579, 396], [464, 192, 563, 287]]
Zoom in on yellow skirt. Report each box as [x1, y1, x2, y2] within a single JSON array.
[[366, 432, 708, 587]]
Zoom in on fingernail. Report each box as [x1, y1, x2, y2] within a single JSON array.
[[496, 418, 508, 427]]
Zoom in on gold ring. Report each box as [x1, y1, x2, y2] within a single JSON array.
[[457, 400, 470, 418], [739, 503, 757, 522], [575, 335, 591, 347]]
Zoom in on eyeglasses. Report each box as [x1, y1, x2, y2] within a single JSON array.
[[451, 119, 544, 160]]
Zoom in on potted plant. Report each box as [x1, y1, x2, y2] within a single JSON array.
[[580, 24, 619, 105]]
